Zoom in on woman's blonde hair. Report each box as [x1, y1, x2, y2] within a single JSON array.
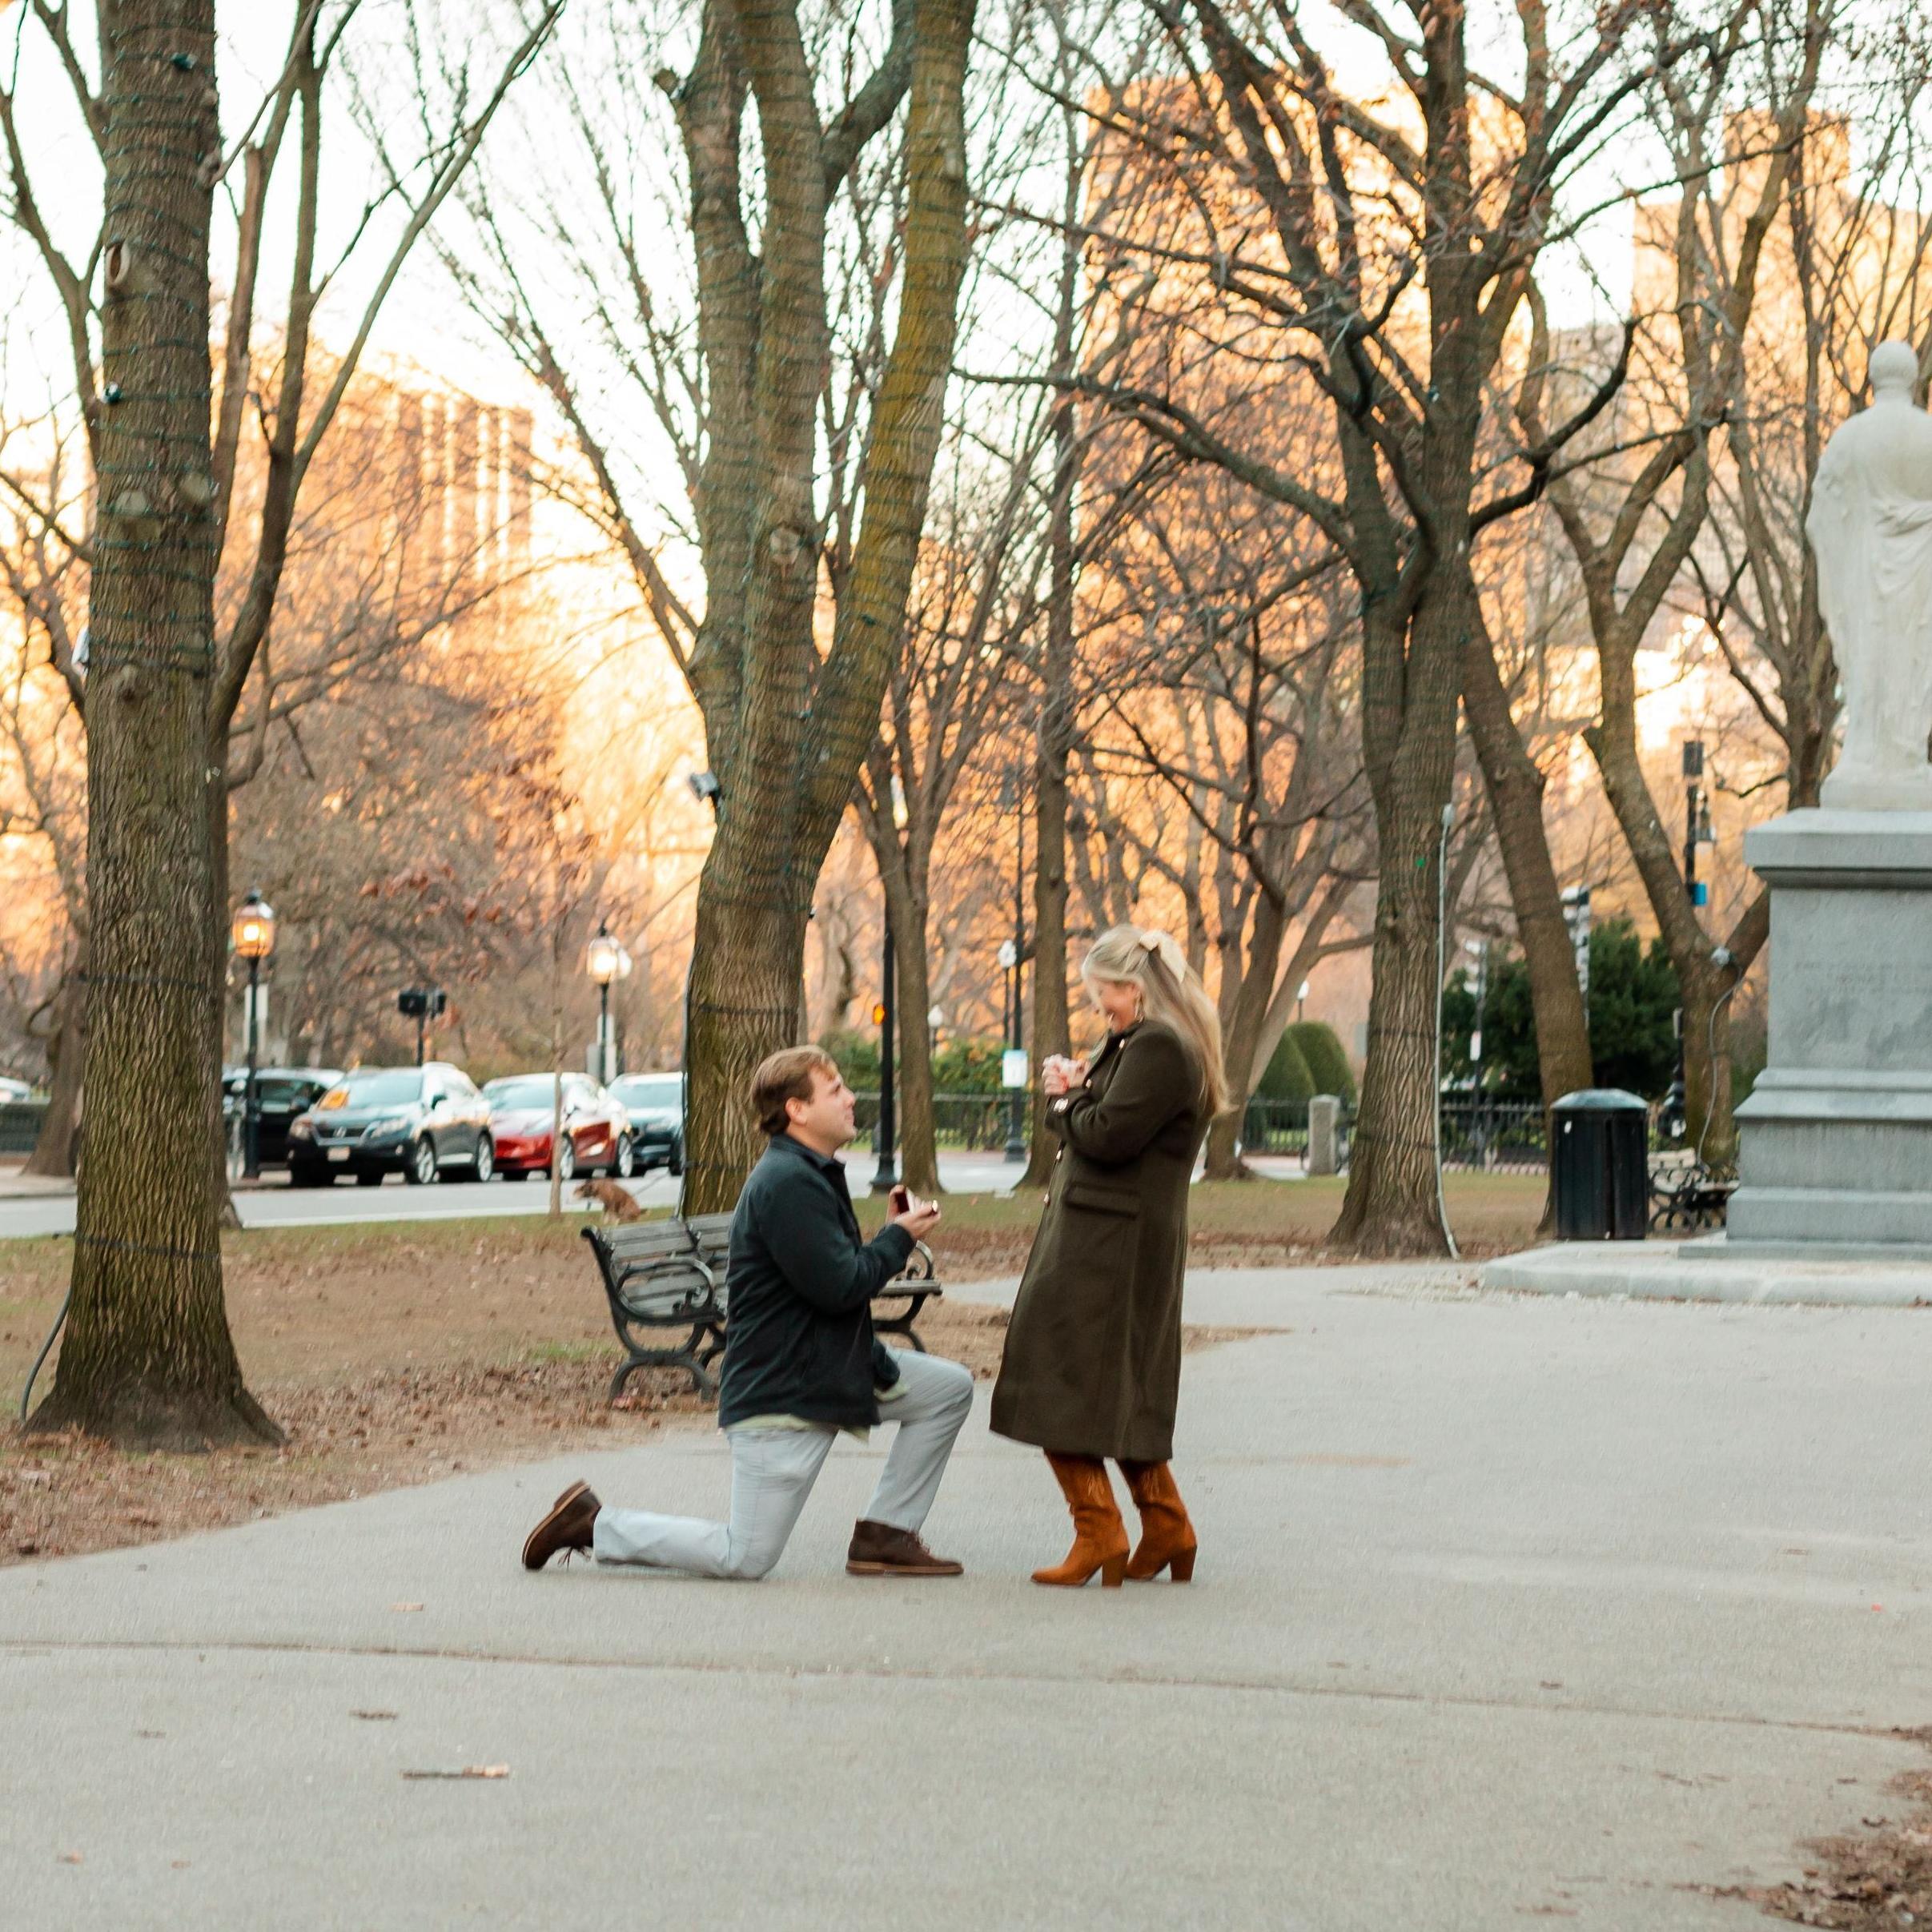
[[1082, 924, 1229, 1116]]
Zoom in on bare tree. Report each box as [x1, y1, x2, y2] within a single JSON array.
[[2, 0, 560, 1443], [445, 0, 980, 1212], [1522, 0, 1836, 1163], [1068, 0, 1662, 1252], [1080, 455, 1370, 1177]]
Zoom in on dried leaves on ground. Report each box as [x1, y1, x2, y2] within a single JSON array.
[[2, 1257, 1250, 1569], [1699, 1757, 1932, 1927]]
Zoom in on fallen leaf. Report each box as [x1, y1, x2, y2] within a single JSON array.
[[389, 1602, 425, 1613], [401, 1765, 508, 1781], [351, 1709, 398, 1721], [58, 1852, 82, 1865]]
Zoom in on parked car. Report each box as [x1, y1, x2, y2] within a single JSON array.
[[287, 1062, 495, 1187], [483, 1072, 633, 1181], [608, 1071, 685, 1175], [0, 1074, 34, 1104], [222, 1066, 343, 1171]]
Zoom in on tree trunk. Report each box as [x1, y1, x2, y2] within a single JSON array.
[[882, 875, 942, 1197], [208, 772, 242, 1229], [25, 949, 86, 1179], [30, 2, 275, 1447], [1461, 609, 1593, 1111], [1200, 891, 1285, 1181], [1020, 176, 1080, 1192], [1460, 591, 1592, 1235], [1681, 965, 1737, 1167], [1329, 590, 1464, 1259], [682, 867, 809, 1214], [680, 0, 977, 1214]]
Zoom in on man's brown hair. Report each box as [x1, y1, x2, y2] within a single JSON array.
[[750, 1046, 839, 1137]]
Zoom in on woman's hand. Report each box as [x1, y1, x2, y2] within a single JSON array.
[[1042, 1054, 1084, 1099]]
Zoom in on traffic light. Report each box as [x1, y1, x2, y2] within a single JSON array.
[[871, 1001, 887, 1026]]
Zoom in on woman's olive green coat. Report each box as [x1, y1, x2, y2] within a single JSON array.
[[990, 1020, 1207, 1463]]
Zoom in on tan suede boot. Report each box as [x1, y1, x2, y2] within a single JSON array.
[[1120, 1460, 1198, 1582], [1032, 1452, 1130, 1588]]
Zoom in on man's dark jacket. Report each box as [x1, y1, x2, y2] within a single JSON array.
[[717, 1132, 914, 1432]]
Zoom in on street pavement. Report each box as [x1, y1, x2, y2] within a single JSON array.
[[0, 1149, 1052, 1242], [7, 1263, 1932, 1927]]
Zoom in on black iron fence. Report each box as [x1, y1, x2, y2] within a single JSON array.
[[827, 1088, 1676, 1177], [851, 1091, 1025, 1153], [1245, 1094, 1548, 1174], [0, 1100, 47, 1157]]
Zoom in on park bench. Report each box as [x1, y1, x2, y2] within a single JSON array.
[[583, 1213, 944, 1405], [1646, 1149, 1737, 1234]]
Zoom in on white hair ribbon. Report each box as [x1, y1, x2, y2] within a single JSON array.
[[1138, 928, 1187, 978]]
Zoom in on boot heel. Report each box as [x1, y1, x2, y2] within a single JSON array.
[[1100, 1554, 1127, 1588], [1169, 1547, 1196, 1583]]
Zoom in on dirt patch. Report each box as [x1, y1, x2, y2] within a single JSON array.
[[2, 1267, 1251, 1568], [1699, 1754, 1932, 1927]]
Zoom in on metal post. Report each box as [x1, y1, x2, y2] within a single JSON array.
[[1005, 784, 1027, 1163], [1669, 741, 1703, 1137], [243, 954, 261, 1180], [871, 924, 899, 1194], [415, 1007, 427, 1068], [599, 980, 612, 1085]]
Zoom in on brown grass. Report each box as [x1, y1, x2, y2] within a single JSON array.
[[0, 1206, 1264, 1568]]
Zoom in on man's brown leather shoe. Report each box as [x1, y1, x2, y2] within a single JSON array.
[[522, 1480, 600, 1570], [846, 1520, 963, 1577]]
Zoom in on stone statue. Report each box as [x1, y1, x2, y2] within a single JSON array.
[[1809, 339, 1932, 809]]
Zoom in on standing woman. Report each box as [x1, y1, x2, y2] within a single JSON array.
[[991, 925, 1227, 1586]]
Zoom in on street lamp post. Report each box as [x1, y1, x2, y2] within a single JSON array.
[[871, 925, 898, 1195], [1668, 740, 1712, 1137], [1464, 937, 1490, 1169], [1002, 772, 1029, 1164], [231, 890, 277, 1180], [586, 922, 633, 1085]]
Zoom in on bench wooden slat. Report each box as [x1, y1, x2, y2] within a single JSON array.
[[583, 1212, 945, 1404]]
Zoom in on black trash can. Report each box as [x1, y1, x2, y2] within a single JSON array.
[[1551, 1088, 1649, 1240]]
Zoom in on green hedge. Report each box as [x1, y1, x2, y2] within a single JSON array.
[[1255, 1029, 1315, 1103], [1289, 1020, 1356, 1102]]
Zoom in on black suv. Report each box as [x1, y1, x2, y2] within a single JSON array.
[[223, 1066, 343, 1172], [287, 1063, 495, 1187], [608, 1071, 685, 1174]]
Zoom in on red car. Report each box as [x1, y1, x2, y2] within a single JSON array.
[[482, 1072, 636, 1180]]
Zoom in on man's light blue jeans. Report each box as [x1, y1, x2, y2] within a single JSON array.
[[591, 1350, 974, 1580]]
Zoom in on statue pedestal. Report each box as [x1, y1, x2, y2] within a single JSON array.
[[1729, 808, 1932, 1247]]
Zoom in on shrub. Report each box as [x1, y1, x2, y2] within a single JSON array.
[[1255, 1029, 1315, 1103], [1289, 1020, 1355, 1102]]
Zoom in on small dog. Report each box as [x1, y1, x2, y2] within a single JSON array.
[[574, 1178, 643, 1223]]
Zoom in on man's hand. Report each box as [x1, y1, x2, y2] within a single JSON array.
[[891, 1195, 942, 1240]]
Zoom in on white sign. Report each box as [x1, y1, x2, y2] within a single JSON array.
[[1001, 1048, 1030, 1090]]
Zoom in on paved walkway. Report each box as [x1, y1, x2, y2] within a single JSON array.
[[7, 1267, 1932, 1927]]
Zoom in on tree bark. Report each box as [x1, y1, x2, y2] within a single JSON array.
[[881, 870, 942, 1197], [30, 0, 275, 1448], [681, 0, 977, 1214], [1019, 228, 1081, 1191], [25, 947, 86, 1179], [1200, 890, 1285, 1180], [1461, 603, 1592, 1111], [1329, 576, 1465, 1258]]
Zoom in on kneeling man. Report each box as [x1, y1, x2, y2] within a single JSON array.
[[521, 1046, 974, 1580]]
